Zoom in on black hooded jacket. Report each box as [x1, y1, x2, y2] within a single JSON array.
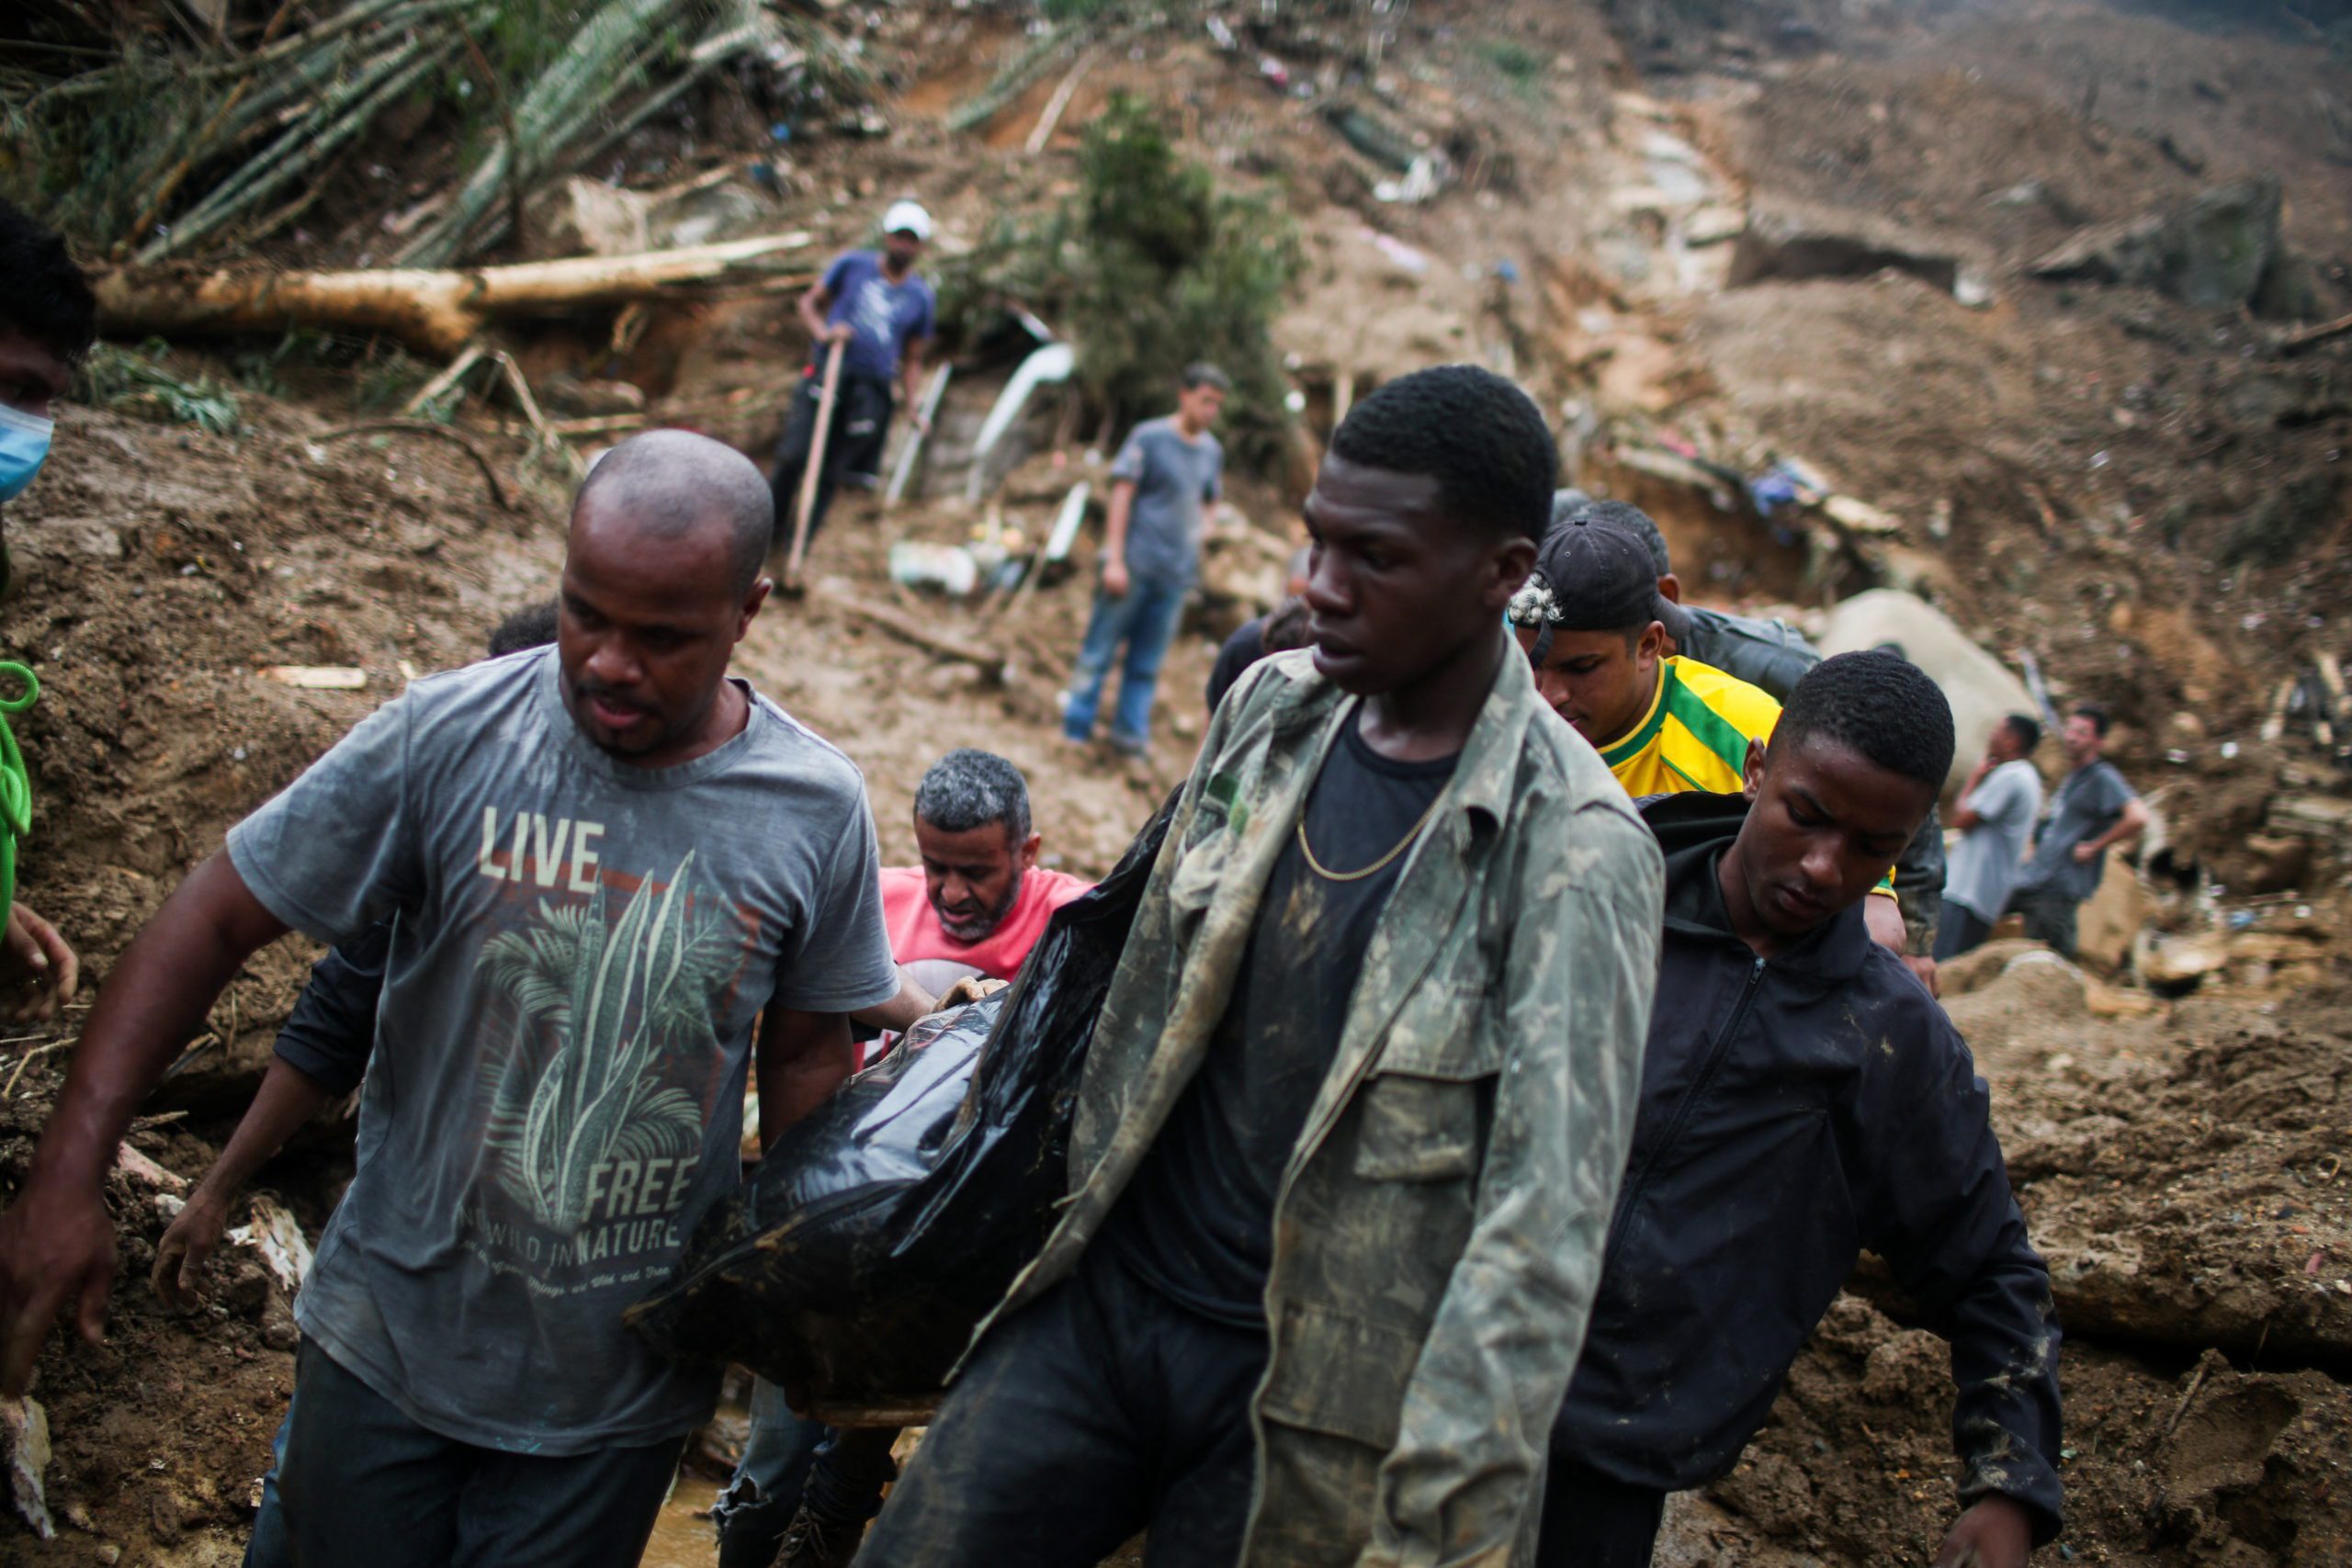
[[1553, 791, 2063, 1542]]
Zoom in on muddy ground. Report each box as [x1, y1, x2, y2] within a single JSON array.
[[5, 0, 2352, 1563]]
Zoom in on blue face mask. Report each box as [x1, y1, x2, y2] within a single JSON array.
[[0, 405, 54, 503]]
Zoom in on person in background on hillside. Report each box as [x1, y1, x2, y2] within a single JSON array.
[[1545, 652, 2062, 1568], [718, 746, 1093, 1568], [0, 431, 901, 1566], [1569, 492, 1951, 986], [1936, 713, 2044, 961], [859, 365, 1662, 1568], [1204, 543, 1312, 713], [0, 199, 91, 1024], [1505, 511, 1911, 961], [151, 600, 564, 1568], [769, 199, 937, 550], [2004, 702, 2148, 960], [1061, 363, 1229, 760]]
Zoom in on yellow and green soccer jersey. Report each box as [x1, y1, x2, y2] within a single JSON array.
[[1599, 655, 1781, 797], [1601, 655, 1898, 900]]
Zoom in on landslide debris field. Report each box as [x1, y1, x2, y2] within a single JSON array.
[[6, 0, 2352, 1563]]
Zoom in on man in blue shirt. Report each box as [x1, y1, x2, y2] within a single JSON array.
[[770, 199, 938, 549], [1061, 363, 1227, 759]]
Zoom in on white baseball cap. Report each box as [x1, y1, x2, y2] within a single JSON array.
[[882, 200, 933, 241]]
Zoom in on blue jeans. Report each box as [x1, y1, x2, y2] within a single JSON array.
[[275, 1339, 685, 1568], [712, 1376, 901, 1568], [1063, 577, 1187, 749], [244, 1399, 294, 1568]]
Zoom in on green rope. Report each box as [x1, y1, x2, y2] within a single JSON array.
[[0, 661, 40, 918]]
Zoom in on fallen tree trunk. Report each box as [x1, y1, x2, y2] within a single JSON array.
[[92, 232, 813, 357]]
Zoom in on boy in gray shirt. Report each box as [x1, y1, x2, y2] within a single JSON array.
[[0, 432, 899, 1567], [1937, 713, 2044, 960], [1062, 363, 1228, 758]]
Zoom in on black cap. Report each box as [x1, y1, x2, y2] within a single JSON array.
[[1527, 513, 1690, 643]]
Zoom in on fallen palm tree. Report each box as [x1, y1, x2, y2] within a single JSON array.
[[89, 232, 814, 358]]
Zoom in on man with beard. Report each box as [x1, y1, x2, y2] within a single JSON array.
[[0, 429, 900, 1566], [718, 746, 1091, 1568]]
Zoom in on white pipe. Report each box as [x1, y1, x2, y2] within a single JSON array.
[[964, 341, 1077, 503], [885, 363, 953, 505]]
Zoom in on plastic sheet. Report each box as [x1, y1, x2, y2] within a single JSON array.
[[627, 793, 1177, 1413]]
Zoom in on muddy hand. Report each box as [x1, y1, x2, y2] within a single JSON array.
[[0, 903, 78, 1024], [1931, 1496, 2031, 1568], [0, 1178, 117, 1396], [152, 1188, 231, 1310], [938, 976, 1010, 1010]]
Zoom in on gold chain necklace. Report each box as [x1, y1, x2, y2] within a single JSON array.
[[1295, 791, 1445, 883]]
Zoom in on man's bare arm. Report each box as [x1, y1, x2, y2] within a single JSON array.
[[754, 1006, 856, 1153], [798, 284, 842, 346], [1101, 478, 1138, 597], [153, 1057, 334, 1308], [0, 852, 287, 1393], [850, 970, 938, 1034]]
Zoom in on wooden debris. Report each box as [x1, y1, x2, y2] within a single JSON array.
[[258, 665, 368, 690], [493, 352, 585, 479], [309, 419, 520, 513], [90, 233, 814, 358], [812, 582, 1010, 680], [400, 342, 488, 418], [1025, 47, 1099, 155], [2279, 310, 2352, 356]]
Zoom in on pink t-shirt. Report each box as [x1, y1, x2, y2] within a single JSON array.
[[877, 864, 1094, 981]]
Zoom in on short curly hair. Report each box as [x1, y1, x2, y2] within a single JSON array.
[[1329, 364, 1555, 541], [0, 199, 96, 366], [1776, 649, 1955, 789], [913, 748, 1032, 842]]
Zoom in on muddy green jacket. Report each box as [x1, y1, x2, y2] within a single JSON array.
[[972, 643, 1664, 1567]]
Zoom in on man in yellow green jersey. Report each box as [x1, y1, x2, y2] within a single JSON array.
[[1508, 510, 1906, 954]]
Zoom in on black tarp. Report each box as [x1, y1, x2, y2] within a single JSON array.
[[626, 793, 1176, 1411]]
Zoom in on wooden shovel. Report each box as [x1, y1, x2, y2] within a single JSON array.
[[785, 334, 847, 590]]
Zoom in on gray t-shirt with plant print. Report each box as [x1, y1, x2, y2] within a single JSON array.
[[226, 647, 898, 1453]]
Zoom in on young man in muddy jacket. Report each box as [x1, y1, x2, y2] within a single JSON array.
[[859, 365, 1664, 1568], [1543, 650, 2063, 1568]]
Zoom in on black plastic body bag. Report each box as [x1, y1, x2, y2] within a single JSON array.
[[626, 791, 1178, 1414]]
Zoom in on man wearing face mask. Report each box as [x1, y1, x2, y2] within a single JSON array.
[[0, 199, 94, 1024]]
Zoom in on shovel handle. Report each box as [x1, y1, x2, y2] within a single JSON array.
[[785, 336, 847, 588]]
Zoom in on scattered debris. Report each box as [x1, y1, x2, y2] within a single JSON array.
[[888, 541, 981, 597], [226, 1195, 314, 1295], [258, 666, 368, 691], [2, 1395, 53, 1540], [2029, 177, 2302, 314], [114, 1142, 189, 1193], [1728, 204, 1965, 299]]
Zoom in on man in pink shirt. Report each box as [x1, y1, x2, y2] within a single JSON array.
[[718, 748, 1091, 1568], [876, 748, 1091, 996]]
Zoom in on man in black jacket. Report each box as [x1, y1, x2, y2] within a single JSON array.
[[1552, 491, 1948, 987], [1544, 650, 2061, 1568]]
